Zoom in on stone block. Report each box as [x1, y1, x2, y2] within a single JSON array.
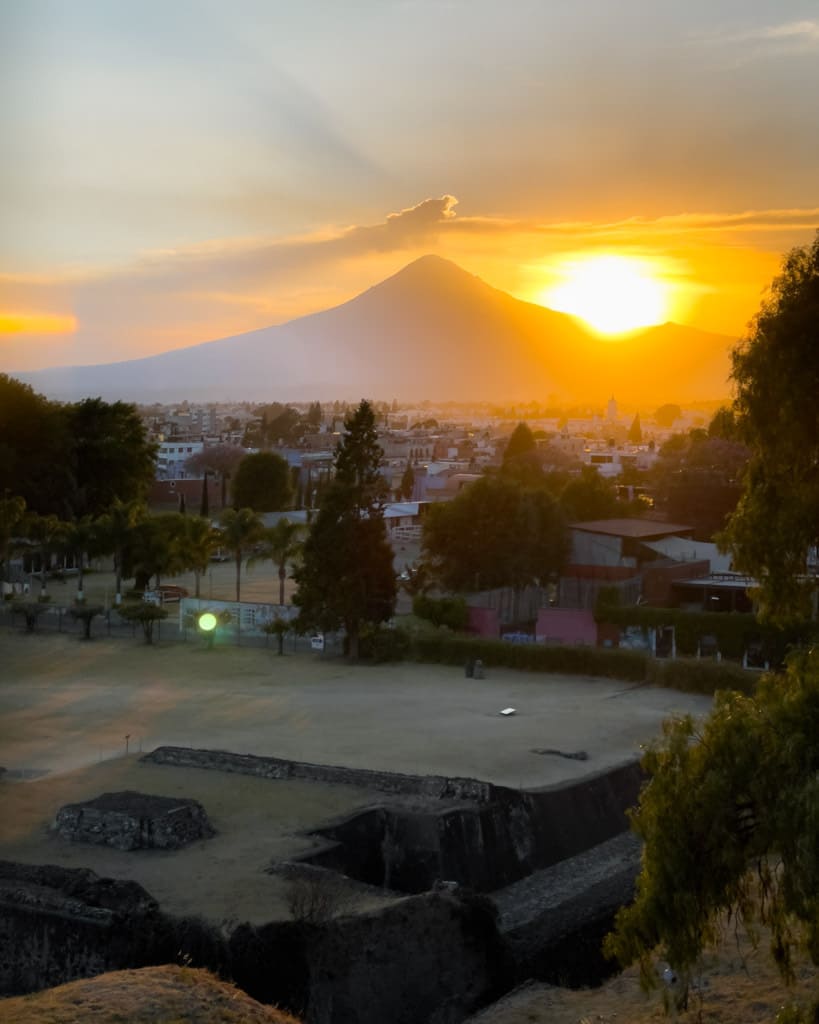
[[54, 791, 215, 851]]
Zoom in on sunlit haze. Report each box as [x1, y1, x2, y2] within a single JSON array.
[[537, 255, 672, 335], [1, 1, 818, 378]]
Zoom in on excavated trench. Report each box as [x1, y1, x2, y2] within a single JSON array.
[[298, 759, 643, 895], [1, 749, 646, 1022]]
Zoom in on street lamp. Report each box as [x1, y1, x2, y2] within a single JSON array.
[[198, 611, 218, 649]]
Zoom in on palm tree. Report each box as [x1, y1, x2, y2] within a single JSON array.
[[62, 515, 99, 602], [0, 495, 26, 586], [248, 517, 303, 606], [218, 507, 263, 602], [96, 500, 145, 605], [178, 515, 220, 598], [25, 513, 67, 597]]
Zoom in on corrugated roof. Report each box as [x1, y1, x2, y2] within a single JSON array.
[[569, 518, 693, 539]]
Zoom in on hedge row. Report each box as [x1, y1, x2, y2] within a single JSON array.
[[366, 626, 759, 695], [595, 601, 817, 664]]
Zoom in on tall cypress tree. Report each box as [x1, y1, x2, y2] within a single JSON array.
[[294, 400, 396, 659]]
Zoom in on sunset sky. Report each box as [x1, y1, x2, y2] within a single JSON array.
[[2, 0, 819, 371]]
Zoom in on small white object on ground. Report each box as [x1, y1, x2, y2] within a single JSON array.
[[500, 708, 516, 716]]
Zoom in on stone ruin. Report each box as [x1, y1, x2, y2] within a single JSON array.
[[54, 791, 215, 851]]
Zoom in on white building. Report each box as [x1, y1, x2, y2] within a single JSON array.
[[156, 440, 204, 480]]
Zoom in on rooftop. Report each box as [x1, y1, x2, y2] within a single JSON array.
[[570, 518, 693, 540]]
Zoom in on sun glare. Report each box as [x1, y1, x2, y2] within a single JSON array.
[[538, 255, 670, 335]]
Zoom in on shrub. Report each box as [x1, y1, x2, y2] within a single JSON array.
[[410, 631, 648, 681], [358, 624, 412, 662], [647, 657, 757, 696], [595, 600, 818, 667], [285, 870, 353, 924], [412, 593, 470, 631]]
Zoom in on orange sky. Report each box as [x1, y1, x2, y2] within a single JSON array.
[[2, 3, 818, 372]]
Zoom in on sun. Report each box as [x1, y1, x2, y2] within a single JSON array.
[[538, 254, 670, 335]]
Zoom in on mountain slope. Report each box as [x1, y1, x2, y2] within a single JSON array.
[[16, 256, 735, 403]]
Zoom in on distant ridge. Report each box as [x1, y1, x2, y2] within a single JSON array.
[[15, 255, 736, 404]]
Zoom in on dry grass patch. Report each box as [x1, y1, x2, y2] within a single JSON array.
[[0, 965, 300, 1024], [471, 928, 818, 1023]]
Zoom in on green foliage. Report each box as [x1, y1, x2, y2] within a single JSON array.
[[176, 516, 221, 598], [0, 379, 156, 519], [66, 398, 157, 517], [0, 494, 26, 580], [69, 604, 105, 639], [422, 476, 567, 592], [116, 601, 169, 644], [645, 656, 755, 695], [558, 466, 619, 522], [121, 513, 188, 591], [231, 452, 292, 513], [627, 413, 642, 444], [594, 598, 817, 665], [243, 403, 307, 447], [294, 400, 396, 659], [262, 615, 292, 655], [0, 374, 74, 517], [409, 631, 649, 680], [218, 507, 264, 602], [503, 422, 536, 462], [650, 430, 749, 541], [654, 403, 682, 428], [708, 406, 740, 440], [11, 600, 51, 632], [396, 461, 415, 501], [357, 624, 412, 662], [248, 518, 303, 605], [412, 593, 469, 631], [605, 648, 819, 1012], [96, 499, 146, 601], [722, 233, 819, 622]]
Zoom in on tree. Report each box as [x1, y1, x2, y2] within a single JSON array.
[[65, 398, 157, 518], [61, 515, 100, 601], [396, 461, 415, 501], [0, 494, 26, 584], [262, 615, 291, 656], [185, 443, 245, 509], [117, 602, 169, 644], [306, 401, 323, 429], [651, 431, 749, 541], [96, 500, 147, 604], [177, 515, 220, 598], [722, 233, 819, 622], [0, 375, 74, 517], [708, 406, 740, 441], [422, 476, 567, 595], [231, 452, 292, 513], [501, 422, 545, 487], [654, 403, 682, 429], [294, 400, 396, 660], [558, 466, 619, 522], [24, 513, 67, 596], [503, 422, 537, 462], [248, 517, 303, 605], [69, 604, 104, 640], [605, 649, 819, 1020], [627, 413, 642, 444], [219, 507, 263, 602], [121, 514, 187, 592]]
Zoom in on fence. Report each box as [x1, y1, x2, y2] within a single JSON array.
[[0, 602, 342, 654]]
